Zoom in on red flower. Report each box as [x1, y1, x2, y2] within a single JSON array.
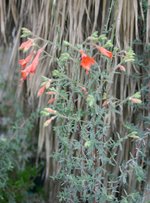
[[18, 52, 34, 69], [44, 116, 56, 127], [19, 39, 33, 51], [29, 48, 43, 73], [21, 71, 28, 80], [116, 65, 126, 72], [48, 98, 56, 104], [44, 108, 57, 114], [21, 65, 32, 80], [20, 48, 43, 80], [37, 85, 46, 97], [96, 45, 113, 59], [80, 50, 95, 74], [46, 91, 56, 95]]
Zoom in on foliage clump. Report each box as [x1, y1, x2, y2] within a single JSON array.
[[20, 28, 147, 202]]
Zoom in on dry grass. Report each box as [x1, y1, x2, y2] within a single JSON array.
[[0, 0, 150, 202]]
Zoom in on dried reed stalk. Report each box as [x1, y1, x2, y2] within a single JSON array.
[[0, 0, 149, 202]]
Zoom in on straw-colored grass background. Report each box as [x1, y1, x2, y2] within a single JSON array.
[[0, 1, 150, 202]]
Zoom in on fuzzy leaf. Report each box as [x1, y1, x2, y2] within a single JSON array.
[[128, 131, 140, 139], [124, 48, 135, 62], [132, 92, 141, 99], [86, 95, 95, 107], [52, 70, 61, 77]]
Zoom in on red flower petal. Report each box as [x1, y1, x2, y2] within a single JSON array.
[[44, 116, 56, 127], [48, 98, 56, 104], [46, 91, 56, 95], [118, 65, 126, 72], [80, 50, 95, 74], [20, 65, 32, 80], [96, 46, 113, 59], [44, 108, 57, 114], [21, 70, 30, 80], [30, 48, 43, 73], [18, 59, 27, 68], [19, 39, 33, 51], [37, 85, 46, 97], [18, 52, 34, 69]]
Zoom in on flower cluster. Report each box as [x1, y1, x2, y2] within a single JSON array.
[[18, 33, 141, 130], [79, 45, 113, 74], [18, 39, 44, 80]]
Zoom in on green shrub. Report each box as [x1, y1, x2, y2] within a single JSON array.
[[0, 77, 44, 202], [18, 28, 147, 203], [39, 35, 145, 202]]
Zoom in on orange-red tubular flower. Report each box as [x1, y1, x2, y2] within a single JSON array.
[[37, 85, 46, 97], [80, 50, 96, 74], [48, 98, 56, 104], [21, 71, 28, 80], [21, 65, 32, 80], [18, 52, 34, 69], [46, 91, 56, 95], [19, 39, 33, 51], [29, 48, 43, 73], [44, 116, 56, 127], [117, 65, 126, 72], [20, 48, 43, 80], [96, 45, 113, 59], [44, 108, 57, 114]]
